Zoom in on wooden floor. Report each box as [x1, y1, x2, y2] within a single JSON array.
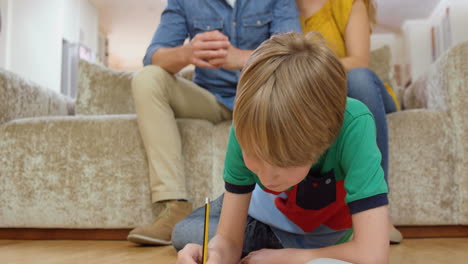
[[0, 238, 467, 264]]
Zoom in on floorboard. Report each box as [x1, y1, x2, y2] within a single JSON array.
[[0, 238, 467, 264]]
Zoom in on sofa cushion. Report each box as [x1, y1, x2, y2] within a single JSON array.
[[369, 45, 403, 108], [403, 76, 428, 110], [0, 116, 215, 228], [77, 60, 135, 115], [369, 45, 393, 87], [0, 69, 71, 125]]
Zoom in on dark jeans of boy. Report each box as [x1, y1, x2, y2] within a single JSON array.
[[172, 194, 283, 257], [172, 195, 352, 264]]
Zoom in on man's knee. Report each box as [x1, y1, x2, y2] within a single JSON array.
[[131, 65, 174, 99]]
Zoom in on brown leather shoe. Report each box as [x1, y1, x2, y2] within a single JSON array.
[[127, 200, 192, 245]]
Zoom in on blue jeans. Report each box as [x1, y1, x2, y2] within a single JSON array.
[[172, 194, 282, 257], [347, 68, 396, 184], [173, 195, 352, 263]]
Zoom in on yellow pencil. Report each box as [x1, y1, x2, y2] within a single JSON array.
[[202, 197, 210, 264]]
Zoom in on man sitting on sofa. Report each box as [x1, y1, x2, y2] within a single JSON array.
[[128, 0, 301, 246]]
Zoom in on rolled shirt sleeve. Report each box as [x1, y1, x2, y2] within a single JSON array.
[[143, 0, 188, 66], [223, 125, 256, 194]]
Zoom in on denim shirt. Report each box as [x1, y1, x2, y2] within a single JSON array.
[[143, 0, 301, 110]]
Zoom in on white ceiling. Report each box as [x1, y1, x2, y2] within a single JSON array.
[[375, 0, 442, 32], [89, 0, 442, 70]]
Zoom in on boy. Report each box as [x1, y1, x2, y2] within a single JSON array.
[[174, 32, 389, 264]]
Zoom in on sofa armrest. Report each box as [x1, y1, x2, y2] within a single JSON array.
[[0, 69, 73, 125], [403, 42, 468, 112], [400, 42, 468, 224], [387, 110, 459, 225]]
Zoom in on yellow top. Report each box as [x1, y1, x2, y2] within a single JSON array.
[[300, 0, 400, 110], [300, 0, 357, 58]]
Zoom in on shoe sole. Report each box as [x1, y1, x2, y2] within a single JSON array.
[[127, 234, 172, 246]]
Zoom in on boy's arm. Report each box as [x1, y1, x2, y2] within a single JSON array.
[[208, 191, 252, 264], [295, 205, 390, 264], [295, 111, 389, 264], [241, 205, 389, 264]]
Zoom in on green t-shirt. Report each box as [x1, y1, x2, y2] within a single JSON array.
[[223, 98, 388, 233]]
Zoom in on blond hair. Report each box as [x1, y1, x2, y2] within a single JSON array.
[[234, 32, 347, 168]]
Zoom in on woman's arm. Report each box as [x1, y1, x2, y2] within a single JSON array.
[[342, 0, 371, 70]]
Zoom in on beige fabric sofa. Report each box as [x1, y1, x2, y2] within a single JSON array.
[[0, 44, 466, 229]]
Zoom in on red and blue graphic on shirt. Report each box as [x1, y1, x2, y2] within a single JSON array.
[[263, 169, 352, 232]]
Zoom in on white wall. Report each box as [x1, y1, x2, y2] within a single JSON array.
[[0, 0, 10, 69], [402, 20, 432, 81], [7, 0, 65, 92], [399, 0, 468, 82], [63, 0, 81, 43], [428, 0, 452, 61], [450, 0, 468, 46], [2, 0, 98, 93], [63, 0, 99, 52], [79, 0, 99, 52]]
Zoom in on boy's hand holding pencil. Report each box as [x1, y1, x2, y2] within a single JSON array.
[[176, 197, 212, 264]]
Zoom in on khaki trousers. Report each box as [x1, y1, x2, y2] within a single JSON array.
[[132, 66, 232, 203]]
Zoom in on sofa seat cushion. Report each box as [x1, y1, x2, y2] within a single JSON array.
[[387, 110, 459, 225], [0, 116, 216, 228]]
